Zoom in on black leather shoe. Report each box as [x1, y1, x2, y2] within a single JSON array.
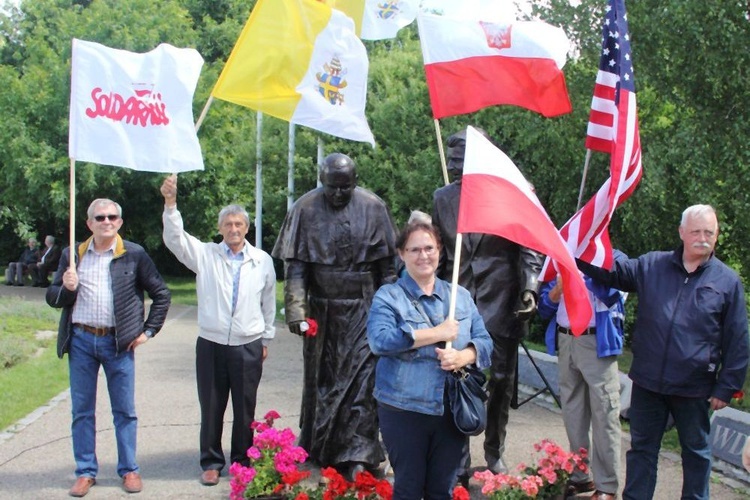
[[566, 479, 596, 498], [456, 474, 469, 489]]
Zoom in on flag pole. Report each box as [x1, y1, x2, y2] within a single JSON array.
[[194, 95, 214, 134], [434, 119, 450, 186], [576, 149, 593, 211], [69, 158, 76, 267], [255, 112, 263, 248], [288, 122, 296, 210], [446, 232, 463, 350]]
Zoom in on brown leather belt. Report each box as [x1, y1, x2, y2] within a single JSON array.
[[74, 323, 115, 336], [558, 326, 596, 336]]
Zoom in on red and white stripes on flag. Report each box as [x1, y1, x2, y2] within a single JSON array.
[[541, 0, 642, 281]]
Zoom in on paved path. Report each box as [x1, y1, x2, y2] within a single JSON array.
[[0, 285, 747, 499]]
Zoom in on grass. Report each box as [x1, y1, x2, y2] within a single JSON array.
[[0, 296, 65, 429]]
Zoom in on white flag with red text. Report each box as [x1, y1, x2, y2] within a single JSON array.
[[69, 39, 204, 173], [458, 127, 592, 335]]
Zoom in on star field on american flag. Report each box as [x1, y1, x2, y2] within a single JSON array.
[[601, 2, 635, 96]]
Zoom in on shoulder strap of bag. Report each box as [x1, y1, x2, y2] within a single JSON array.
[[398, 280, 436, 327]]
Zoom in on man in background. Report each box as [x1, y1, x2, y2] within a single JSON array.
[[5, 237, 39, 286], [30, 235, 61, 287]]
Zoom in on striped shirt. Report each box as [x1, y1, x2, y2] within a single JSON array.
[[71, 240, 115, 328]]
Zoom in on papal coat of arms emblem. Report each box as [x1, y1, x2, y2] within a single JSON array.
[[377, 1, 400, 20], [316, 56, 348, 105]]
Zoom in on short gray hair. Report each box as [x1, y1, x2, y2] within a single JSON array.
[[45, 235, 55, 245], [87, 198, 122, 220], [680, 204, 716, 227], [218, 204, 250, 228]]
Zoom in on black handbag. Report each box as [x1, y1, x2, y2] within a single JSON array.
[[398, 281, 488, 436], [445, 364, 488, 436]]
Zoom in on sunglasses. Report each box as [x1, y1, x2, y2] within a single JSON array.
[[94, 214, 120, 222]]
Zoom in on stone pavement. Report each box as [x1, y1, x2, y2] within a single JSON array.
[[0, 285, 747, 499]]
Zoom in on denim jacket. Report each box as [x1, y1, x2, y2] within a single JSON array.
[[367, 274, 492, 416]]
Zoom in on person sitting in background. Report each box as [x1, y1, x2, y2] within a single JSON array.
[[367, 212, 492, 500], [30, 235, 62, 287], [5, 237, 39, 286]]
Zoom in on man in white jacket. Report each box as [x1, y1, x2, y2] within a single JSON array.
[[160, 175, 276, 486]]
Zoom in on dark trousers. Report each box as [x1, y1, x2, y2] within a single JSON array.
[[483, 337, 519, 462], [379, 403, 465, 500], [196, 337, 263, 472], [29, 262, 53, 285], [623, 383, 712, 500]]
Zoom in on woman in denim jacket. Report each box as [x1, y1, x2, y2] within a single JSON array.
[[367, 214, 492, 500]]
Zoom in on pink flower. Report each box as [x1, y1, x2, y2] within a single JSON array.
[[264, 410, 281, 421], [247, 446, 262, 460]]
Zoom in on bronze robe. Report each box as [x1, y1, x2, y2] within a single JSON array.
[[272, 187, 397, 467]]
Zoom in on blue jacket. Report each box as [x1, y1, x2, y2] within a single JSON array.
[[538, 277, 625, 358], [367, 274, 492, 416], [47, 235, 171, 357], [578, 247, 749, 401]]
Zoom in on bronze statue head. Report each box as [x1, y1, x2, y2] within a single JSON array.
[[446, 127, 492, 182], [320, 153, 358, 209]]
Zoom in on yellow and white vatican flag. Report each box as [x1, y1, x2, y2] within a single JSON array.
[[68, 39, 204, 172], [212, 0, 375, 145], [333, 0, 418, 40]]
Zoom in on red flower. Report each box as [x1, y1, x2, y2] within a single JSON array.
[[294, 493, 309, 500], [305, 318, 319, 337], [282, 469, 311, 486], [452, 485, 470, 500], [375, 479, 393, 500], [733, 390, 744, 401]]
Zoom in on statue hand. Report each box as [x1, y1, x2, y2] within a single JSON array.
[[515, 290, 537, 321], [288, 320, 305, 336]]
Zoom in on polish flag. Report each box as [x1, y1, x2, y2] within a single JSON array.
[[457, 127, 592, 334], [417, 12, 572, 119]]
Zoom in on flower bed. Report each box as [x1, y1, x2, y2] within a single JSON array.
[[230, 411, 392, 500]]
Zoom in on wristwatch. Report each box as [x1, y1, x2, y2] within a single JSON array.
[[144, 329, 154, 339]]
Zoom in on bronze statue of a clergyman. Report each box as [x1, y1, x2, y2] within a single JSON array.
[[272, 153, 398, 481]]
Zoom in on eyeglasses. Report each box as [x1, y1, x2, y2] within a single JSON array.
[[94, 214, 120, 222], [405, 245, 437, 256]]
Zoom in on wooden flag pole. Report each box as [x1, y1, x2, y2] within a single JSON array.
[[576, 149, 593, 211], [194, 95, 214, 134], [446, 232, 463, 350], [69, 158, 76, 267], [434, 118, 450, 186]]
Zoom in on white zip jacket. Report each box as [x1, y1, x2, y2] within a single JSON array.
[[163, 207, 276, 346]]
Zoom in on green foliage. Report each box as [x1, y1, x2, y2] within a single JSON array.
[[0, 296, 65, 429]]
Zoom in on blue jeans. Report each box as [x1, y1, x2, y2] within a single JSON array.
[[69, 326, 138, 478], [623, 383, 711, 500]]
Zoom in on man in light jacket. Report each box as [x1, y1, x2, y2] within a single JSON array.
[[160, 175, 276, 487]]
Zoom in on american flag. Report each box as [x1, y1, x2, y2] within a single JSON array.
[[541, 0, 642, 281]]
